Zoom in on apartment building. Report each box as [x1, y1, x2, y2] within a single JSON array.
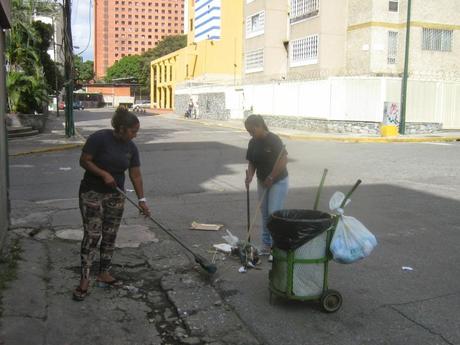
[[94, 0, 185, 79], [150, 0, 243, 109], [244, 0, 460, 81], [244, 0, 348, 82], [348, 0, 460, 78]]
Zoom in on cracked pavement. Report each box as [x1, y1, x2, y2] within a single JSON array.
[[1, 197, 262, 345]]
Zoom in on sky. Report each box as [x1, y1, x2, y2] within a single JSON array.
[[72, 0, 93, 61]]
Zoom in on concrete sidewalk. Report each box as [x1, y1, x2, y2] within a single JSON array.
[[1, 198, 260, 345], [172, 114, 460, 143], [2, 111, 262, 345], [7, 111, 460, 159], [7, 113, 85, 157]]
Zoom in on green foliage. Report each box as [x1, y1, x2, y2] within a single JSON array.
[[105, 55, 145, 83], [74, 55, 94, 87], [139, 35, 187, 87], [7, 71, 48, 113], [104, 35, 187, 90], [32, 20, 64, 94], [142, 34, 187, 62], [6, 0, 61, 113]]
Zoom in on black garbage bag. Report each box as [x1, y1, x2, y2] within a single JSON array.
[[268, 209, 333, 251]]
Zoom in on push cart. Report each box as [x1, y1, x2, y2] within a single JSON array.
[[268, 170, 361, 313]]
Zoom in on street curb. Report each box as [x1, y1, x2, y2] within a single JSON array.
[[10, 125, 86, 157], [9, 143, 84, 157], [279, 134, 460, 143], [174, 116, 460, 143]]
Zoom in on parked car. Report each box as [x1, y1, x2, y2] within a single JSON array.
[[58, 101, 85, 110], [132, 100, 151, 113], [73, 101, 85, 110]]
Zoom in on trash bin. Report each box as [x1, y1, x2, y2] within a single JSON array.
[[267, 209, 343, 312]]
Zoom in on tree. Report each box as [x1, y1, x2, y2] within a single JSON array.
[[32, 20, 64, 94], [105, 55, 144, 83], [6, 0, 61, 113], [103, 35, 187, 97], [136, 34, 187, 94], [142, 34, 187, 62], [74, 55, 94, 88], [6, 2, 47, 113]]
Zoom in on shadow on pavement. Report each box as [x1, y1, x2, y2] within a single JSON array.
[[146, 183, 460, 345]]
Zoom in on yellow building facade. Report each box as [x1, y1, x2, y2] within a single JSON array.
[[150, 0, 243, 109]]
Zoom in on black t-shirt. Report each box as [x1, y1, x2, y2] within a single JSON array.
[[246, 132, 288, 183], [80, 129, 140, 193]]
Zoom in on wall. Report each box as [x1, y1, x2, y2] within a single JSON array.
[[347, 0, 460, 77], [244, 0, 289, 82], [288, 0, 348, 77], [0, 23, 9, 250], [86, 85, 131, 96], [175, 83, 244, 119], [176, 76, 460, 131]]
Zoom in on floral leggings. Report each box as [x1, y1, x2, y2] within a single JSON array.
[[79, 190, 125, 279]]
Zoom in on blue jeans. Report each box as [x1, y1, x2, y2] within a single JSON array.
[[257, 176, 289, 248]]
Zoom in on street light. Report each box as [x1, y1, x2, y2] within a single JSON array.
[[399, 0, 412, 135]]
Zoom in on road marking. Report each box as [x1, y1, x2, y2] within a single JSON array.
[[9, 164, 35, 168], [418, 142, 453, 146], [36, 198, 79, 204]]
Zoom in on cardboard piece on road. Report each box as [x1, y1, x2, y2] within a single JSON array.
[[190, 221, 223, 231]]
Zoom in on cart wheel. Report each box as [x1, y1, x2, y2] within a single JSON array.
[[321, 290, 342, 313]]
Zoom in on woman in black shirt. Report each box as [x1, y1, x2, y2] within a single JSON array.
[[73, 107, 150, 301], [245, 115, 289, 257]]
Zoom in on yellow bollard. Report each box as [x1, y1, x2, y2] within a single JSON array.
[[380, 125, 399, 137]]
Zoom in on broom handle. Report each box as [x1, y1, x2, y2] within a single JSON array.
[[246, 170, 251, 242], [340, 179, 362, 208], [245, 145, 286, 243], [115, 187, 197, 257], [313, 169, 328, 210]]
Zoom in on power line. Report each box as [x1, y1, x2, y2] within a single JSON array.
[[76, 0, 92, 56]]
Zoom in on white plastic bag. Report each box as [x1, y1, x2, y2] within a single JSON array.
[[222, 230, 239, 247], [329, 192, 377, 264]]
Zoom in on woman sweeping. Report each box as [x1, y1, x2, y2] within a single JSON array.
[[73, 107, 150, 301], [244, 115, 289, 260]]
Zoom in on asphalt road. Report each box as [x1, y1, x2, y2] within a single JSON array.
[[9, 109, 460, 345]]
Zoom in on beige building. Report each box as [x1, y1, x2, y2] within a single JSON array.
[[244, 0, 460, 82]]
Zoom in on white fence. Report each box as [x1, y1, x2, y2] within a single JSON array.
[[176, 77, 460, 128]]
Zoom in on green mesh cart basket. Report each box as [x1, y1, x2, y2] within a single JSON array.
[[268, 223, 340, 312], [268, 171, 361, 313]]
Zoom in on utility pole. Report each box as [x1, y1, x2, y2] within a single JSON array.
[[52, 15, 60, 118], [63, 0, 75, 136], [399, 0, 412, 135]]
